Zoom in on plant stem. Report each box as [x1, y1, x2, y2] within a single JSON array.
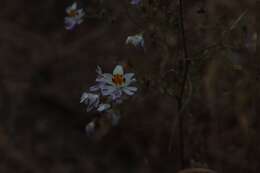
[[178, 0, 190, 169]]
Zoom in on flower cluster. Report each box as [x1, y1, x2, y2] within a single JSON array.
[[64, 2, 85, 30], [81, 65, 137, 135], [64, 2, 145, 48], [72, 0, 143, 136]]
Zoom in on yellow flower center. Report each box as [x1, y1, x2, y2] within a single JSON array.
[[112, 74, 125, 86], [68, 10, 78, 17]]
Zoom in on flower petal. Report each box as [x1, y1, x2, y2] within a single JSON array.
[[80, 92, 100, 112], [85, 121, 95, 136], [126, 34, 144, 47], [124, 74, 136, 86], [101, 85, 117, 96], [89, 84, 100, 92], [122, 87, 135, 95], [96, 73, 113, 85], [111, 90, 122, 100], [66, 2, 77, 13], [126, 86, 138, 92], [124, 73, 135, 81], [64, 17, 77, 30], [71, 2, 77, 10], [113, 65, 124, 75], [97, 103, 111, 112], [80, 92, 89, 103], [96, 65, 102, 75]]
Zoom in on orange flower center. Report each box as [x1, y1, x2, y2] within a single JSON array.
[[112, 74, 125, 86], [68, 10, 78, 17]]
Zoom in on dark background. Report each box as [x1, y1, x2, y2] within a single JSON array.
[[0, 0, 258, 173]]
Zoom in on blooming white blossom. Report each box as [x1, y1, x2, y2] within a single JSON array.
[[80, 92, 100, 112], [64, 2, 85, 30], [130, 0, 141, 5], [93, 65, 138, 101], [126, 33, 144, 48], [80, 65, 138, 133]]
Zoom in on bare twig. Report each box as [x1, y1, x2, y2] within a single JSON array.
[[229, 9, 248, 31], [178, 0, 190, 168], [168, 75, 192, 153], [168, 0, 191, 169]]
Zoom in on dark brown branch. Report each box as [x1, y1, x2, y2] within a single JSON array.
[[178, 0, 190, 169]]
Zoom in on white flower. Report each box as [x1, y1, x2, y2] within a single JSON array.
[[95, 65, 138, 101], [64, 2, 85, 30], [80, 92, 100, 112], [126, 33, 144, 48]]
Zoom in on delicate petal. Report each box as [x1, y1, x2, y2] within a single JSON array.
[[124, 73, 135, 80], [122, 86, 137, 96], [85, 121, 95, 136], [88, 95, 98, 107], [124, 73, 136, 86], [111, 90, 122, 100], [89, 82, 107, 92], [126, 37, 131, 44], [66, 2, 76, 13], [122, 87, 135, 95], [80, 92, 100, 112], [102, 73, 113, 80], [64, 17, 77, 30], [80, 92, 89, 103], [126, 34, 144, 48], [96, 65, 102, 75], [126, 86, 138, 92], [96, 73, 113, 85], [71, 2, 77, 10], [113, 65, 124, 75], [101, 85, 117, 96], [89, 84, 100, 92], [97, 103, 111, 112]]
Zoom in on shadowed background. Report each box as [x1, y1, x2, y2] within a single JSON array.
[[0, 0, 258, 173]]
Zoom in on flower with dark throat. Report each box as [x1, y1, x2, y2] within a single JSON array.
[[92, 65, 138, 101]]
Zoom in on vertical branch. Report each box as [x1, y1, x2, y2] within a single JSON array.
[[178, 0, 190, 169]]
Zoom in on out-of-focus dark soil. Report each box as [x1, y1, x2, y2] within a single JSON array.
[[0, 0, 258, 173]]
